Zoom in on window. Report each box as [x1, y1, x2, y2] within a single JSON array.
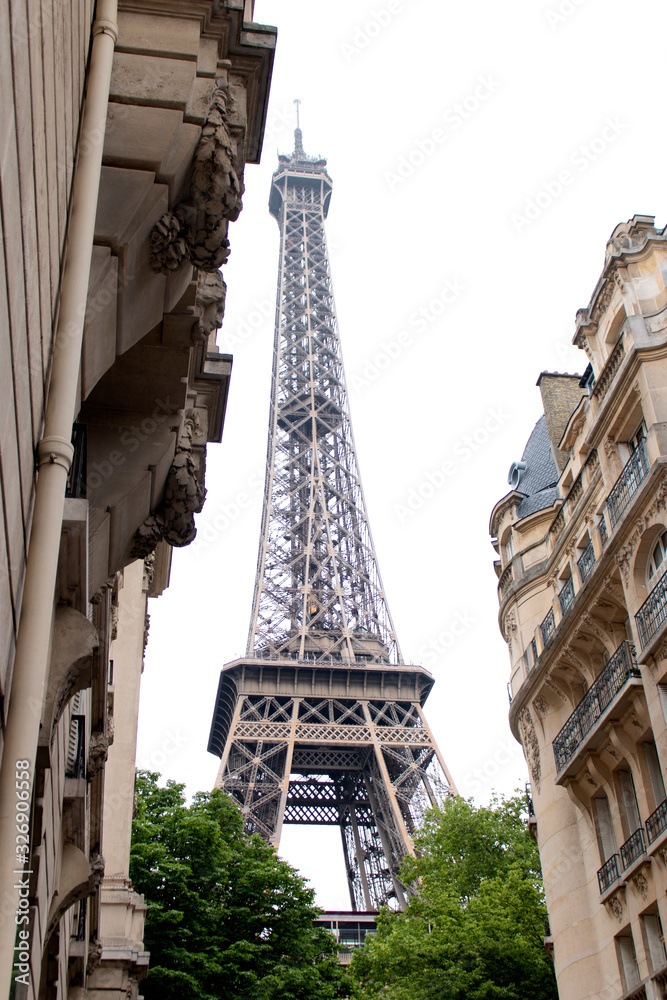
[[648, 530, 667, 584], [643, 913, 667, 972], [618, 770, 641, 838], [594, 796, 616, 864], [643, 741, 666, 807], [617, 934, 641, 991], [504, 534, 514, 564], [627, 422, 646, 455]]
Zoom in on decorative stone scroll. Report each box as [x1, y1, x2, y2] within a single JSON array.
[[130, 449, 206, 558], [517, 708, 541, 786], [150, 83, 243, 274]]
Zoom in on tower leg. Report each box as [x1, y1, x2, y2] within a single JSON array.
[[270, 698, 300, 848], [340, 819, 358, 911], [363, 774, 407, 908], [349, 806, 373, 911]]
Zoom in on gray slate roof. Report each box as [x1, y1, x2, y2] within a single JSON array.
[[516, 415, 559, 518]]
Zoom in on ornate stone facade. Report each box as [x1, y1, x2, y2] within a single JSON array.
[[0, 2, 275, 997], [491, 217, 667, 1000]]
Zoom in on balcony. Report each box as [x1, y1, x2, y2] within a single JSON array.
[[552, 640, 639, 775], [635, 569, 667, 649], [577, 539, 596, 583], [540, 607, 556, 647], [559, 576, 575, 616], [646, 798, 667, 845], [597, 853, 621, 893], [498, 562, 513, 597], [620, 827, 646, 870], [592, 334, 626, 402], [606, 441, 649, 529]]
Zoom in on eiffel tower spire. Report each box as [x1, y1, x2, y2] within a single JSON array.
[[209, 131, 456, 911], [248, 129, 400, 665]]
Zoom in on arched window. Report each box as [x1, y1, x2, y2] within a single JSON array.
[[647, 530, 667, 584]]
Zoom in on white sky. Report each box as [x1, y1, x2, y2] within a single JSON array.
[[137, 0, 667, 908]]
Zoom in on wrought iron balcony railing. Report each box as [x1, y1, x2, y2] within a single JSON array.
[[606, 441, 649, 529], [597, 853, 621, 893], [552, 640, 639, 774], [540, 607, 556, 647], [635, 569, 667, 649], [620, 827, 646, 870], [559, 576, 575, 615], [577, 539, 596, 583], [646, 798, 667, 844]]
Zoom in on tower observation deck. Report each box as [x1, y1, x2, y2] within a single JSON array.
[[209, 124, 456, 910]]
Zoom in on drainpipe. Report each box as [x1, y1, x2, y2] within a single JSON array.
[[0, 1, 118, 991]]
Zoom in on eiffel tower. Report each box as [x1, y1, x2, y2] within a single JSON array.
[[208, 114, 456, 910]]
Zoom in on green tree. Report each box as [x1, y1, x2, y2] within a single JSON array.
[[351, 795, 557, 1000], [129, 771, 355, 1000]]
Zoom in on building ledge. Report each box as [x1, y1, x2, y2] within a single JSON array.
[[600, 876, 626, 906]]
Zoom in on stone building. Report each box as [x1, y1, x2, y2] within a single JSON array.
[[0, 1, 274, 996], [490, 215, 667, 1000]]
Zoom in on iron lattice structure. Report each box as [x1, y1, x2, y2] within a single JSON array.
[[209, 127, 456, 910]]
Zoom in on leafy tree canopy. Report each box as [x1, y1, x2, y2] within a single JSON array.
[[129, 771, 356, 1000], [351, 794, 558, 1000]]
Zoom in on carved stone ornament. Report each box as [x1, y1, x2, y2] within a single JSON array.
[[533, 697, 549, 718], [88, 853, 105, 893], [87, 937, 103, 977], [609, 895, 624, 923], [130, 450, 206, 558], [88, 731, 109, 777], [606, 230, 649, 261], [143, 552, 156, 591], [615, 548, 631, 586], [191, 268, 227, 344], [503, 609, 517, 651], [544, 675, 567, 703], [517, 708, 541, 786], [150, 84, 243, 274], [603, 437, 616, 463], [591, 272, 616, 323], [604, 743, 619, 762], [143, 613, 150, 658], [660, 847, 667, 868], [633, 873, 649, 899], [110, 603, 119, 641]]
